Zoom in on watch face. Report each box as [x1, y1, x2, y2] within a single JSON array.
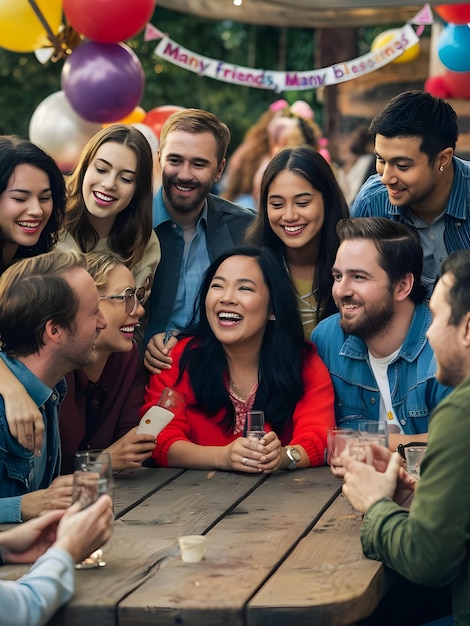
[[290, 448, 301, 462]]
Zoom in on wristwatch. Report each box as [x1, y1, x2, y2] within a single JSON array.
[[286, 447, 301, 470], [397, 441, 427, 459]]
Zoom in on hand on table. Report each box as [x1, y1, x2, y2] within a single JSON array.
[[21, 474, 74, 521], [226, 431, 282, 473]]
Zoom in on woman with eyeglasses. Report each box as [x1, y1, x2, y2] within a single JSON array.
[[58, 251, 156, 473]]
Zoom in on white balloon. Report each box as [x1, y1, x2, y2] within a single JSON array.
[[132, 122, 159, 156], [29, 91, 101, 172]]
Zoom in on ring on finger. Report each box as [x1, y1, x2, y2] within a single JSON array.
[[242, 457, 249, 465]]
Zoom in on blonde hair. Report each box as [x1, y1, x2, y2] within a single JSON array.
[[85, 251, 126, 293]]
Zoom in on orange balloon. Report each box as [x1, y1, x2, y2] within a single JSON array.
[[102, 106, 146, 127]]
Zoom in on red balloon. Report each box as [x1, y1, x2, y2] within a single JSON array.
[[436, 4, 470, 24], [424, 75, 452, 99], [63, 0, 156, 43], [443, 70, 470, 99], [143, 105, 185, 139]]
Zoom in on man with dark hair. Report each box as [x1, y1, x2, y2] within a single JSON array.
[[351, 90, 470, 297], [341, 249, 470, 625], [0, 249, 107, 523], [144, 108, 255, 373], [312, 218, 451, 456]]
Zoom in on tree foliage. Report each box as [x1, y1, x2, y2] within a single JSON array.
[[0, 6, 318, 153]]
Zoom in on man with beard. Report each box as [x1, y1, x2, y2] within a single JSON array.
[[311, 217, 452, 455], [340, 250, 470, 625], [0, 248, 107, 522], [144, 108, 255, 374], [351, 90, 470, 299]]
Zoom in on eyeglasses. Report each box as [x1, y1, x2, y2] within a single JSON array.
[[100, 287, 146, 315]]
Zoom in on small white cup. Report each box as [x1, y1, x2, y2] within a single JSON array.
[[178, 535, 206, 563]]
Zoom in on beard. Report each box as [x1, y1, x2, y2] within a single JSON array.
[[162, 171, 213, 215], [339, 293, 395, 342]]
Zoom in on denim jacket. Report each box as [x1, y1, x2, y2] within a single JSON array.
[[0, 353, 65, 522], [311, 303, 452, 432]]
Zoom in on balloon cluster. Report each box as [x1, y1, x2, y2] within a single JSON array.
[[0, 0, 186, 170], [425, 3, 470, 100]]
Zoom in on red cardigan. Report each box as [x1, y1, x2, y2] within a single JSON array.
[[141, 337, 335, 468]]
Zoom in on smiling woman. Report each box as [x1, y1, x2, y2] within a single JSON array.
[[141, 245, 335, 473], [58, 251, 156, 473], [0, 135, 66, 272], [245, 146, 349, 338], [57, 124, 161, 296]]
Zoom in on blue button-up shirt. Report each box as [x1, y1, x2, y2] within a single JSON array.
[[0, 352, 65, 522], [153, 188, 210, 331], [351, 157, 470, 297], [311, 303, 452, 432]]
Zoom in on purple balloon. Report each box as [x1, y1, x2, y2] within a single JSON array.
[[61, 41, 145, 124]]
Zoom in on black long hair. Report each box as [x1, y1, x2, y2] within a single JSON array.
[[177, 245, 312, 434], [0, 135, 66, 264]]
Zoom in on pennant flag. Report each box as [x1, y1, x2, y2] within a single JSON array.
[[410, 3, 434, 25], [144, 23, 165, 42]]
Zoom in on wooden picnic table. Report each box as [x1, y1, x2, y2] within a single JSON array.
[[0, 466, 387, 625]]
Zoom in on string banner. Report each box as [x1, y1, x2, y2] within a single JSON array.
[[152, 9, 428, 92]]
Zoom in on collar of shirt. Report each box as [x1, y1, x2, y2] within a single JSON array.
[[154, 187, 209, 229]]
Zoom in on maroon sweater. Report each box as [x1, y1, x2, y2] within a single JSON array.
[[59, 345, 148, 474]]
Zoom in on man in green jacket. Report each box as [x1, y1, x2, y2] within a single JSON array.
[[342, 249, 470, 626]]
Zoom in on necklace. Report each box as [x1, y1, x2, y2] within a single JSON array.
[[229, 378, 258, 401]]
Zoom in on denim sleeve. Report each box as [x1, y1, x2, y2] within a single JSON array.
[[0, 496, 23, 523]]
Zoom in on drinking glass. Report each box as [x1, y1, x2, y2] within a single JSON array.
[[246, 410, 265, 440], [357, 420, 389, 448], [326, 428, 357, 465], [404, 446, 427, 480], [72, 450, 113, 569]]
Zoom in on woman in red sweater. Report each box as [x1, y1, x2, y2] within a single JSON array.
[[141, 246, 335, 473]]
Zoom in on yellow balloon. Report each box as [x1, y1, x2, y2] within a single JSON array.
[[371, 29, 420, 64], [0, 0, 62, 53]]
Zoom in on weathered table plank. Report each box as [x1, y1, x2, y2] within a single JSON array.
[[118, 468, 268, 537], [118, 467, 341, 626], [113, 466, 185, 518], [248, 492, 386, 626], [48, 522, 176, 626]]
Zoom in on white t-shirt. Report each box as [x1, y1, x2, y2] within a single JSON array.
[[368, 348, 404, 434]]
